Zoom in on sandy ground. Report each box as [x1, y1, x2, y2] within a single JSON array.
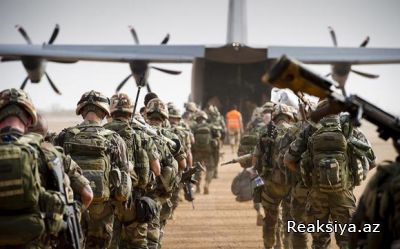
[[46, 115, 396, 249]]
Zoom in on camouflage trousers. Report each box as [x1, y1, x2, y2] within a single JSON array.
[[110, 201, 148, 249], [159, 199, 174, 248], [83, 202, 114, 249], [306, 188, 356, 249], [146, 196, 165, 249], [170, 184, 183, 216], [120, 221, 148, 249], [193, 152, 216, 190], [289, 183, 309, 249], [261, 179, 291, 249]]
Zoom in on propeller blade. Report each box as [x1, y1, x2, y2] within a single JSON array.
[[351, 69, 379, 79], [20, 76, 29, 90], [146, 83, 152, 93], [1, 56, 19, 62], [160, 33, 170, 44], [128, 26, 140, 44], [15, 25, 32, 44], [48, 24, 60, 44], [359, 36, 370, 47], [45, 72, 62, 95], [328, 26, 338, 47], [151, 66, 181, 75], [116, 74, 133, 93], [48, 59, 78, 63]]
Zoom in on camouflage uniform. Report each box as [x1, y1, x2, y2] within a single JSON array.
[[145, 98, 185, 249], [350, 155, 400, 249], [55, 90, 130, 249], [206, 105, 225, 178], [0, 89, 86, 249], [182, 102, 198, 128], [167, 103, 193, 216], [254, 104, 296, 249], [191, 111, 221, 194], [104, 93, 160, 249], [285, 112, 374, 249]]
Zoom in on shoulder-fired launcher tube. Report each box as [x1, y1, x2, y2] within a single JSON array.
[[262, 55, 400, 143]]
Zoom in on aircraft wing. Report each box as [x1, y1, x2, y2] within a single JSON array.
[[267, 46, 400, 64], [0, 44, 205, 63]]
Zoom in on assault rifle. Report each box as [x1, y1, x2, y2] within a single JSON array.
[[131, 118, 178, 151], [181, 162, 205, 209], [48, 156, 83, 249], [262, 55, 400, 145], [221, 154, 252, 166]]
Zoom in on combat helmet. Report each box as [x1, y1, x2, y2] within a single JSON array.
[[261, 101, 275, 113], [76, 90, 110, 116], [272, 103, 296, 122], [167, 102, 181, 119], [110, 93, 133, 114], [146, 98, 169, 120], [184, 102, 197, 112], [195, 110, 208, 121], [0, 88, 37, 125]]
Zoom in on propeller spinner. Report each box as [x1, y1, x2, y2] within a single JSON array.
[[327, 26, 379, 90], [115, 26, 181, 93], [1, 24, 75, 95]]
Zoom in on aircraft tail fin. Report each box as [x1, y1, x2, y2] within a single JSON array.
[[226, 0, 247, 44]]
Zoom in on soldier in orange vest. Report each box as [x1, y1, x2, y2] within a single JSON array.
[[225, 105, 244, 154]]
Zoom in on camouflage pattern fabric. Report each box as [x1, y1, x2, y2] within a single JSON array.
[[350, 159, 400, 249], [54, 120, 130, 248]]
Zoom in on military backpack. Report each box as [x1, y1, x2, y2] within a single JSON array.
[[63, 125, 114, 203], [0, 136, 46, 245], [192, 124, 213, 153], [301, 117, 350, 192]]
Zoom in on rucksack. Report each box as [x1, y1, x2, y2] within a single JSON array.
[[63, 125, 114, 203], [193, 124, 212, 153], [231, 169, 253, 202], [0, 135, 45, 245], [105, 121, 149, 189], [306, 117, 350, 192]]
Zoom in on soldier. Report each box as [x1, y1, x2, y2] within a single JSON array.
[[350, 140, 399, 249], [284, 100, 375, 249], [167, 102, 194, 215], [206, 105, 225, 179], [252, 103, 297, 249], [182, 101, 198, 127], [29, 113, 93, 210], [191, 110, 221, 194], [145, 98, 186, 249], [0, 88, 89, 248], [104, 93, 161, 249], [54, 90, 131, 249]]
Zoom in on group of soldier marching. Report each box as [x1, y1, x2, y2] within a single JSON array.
[[0, 85, 398, 249], [0, 87, 230, 249]]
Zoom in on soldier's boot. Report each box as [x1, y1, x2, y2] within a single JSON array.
[[291, 232, 308, 249], [203, 182, 209, 195], [263, 216, 278, 249], [256, 213, 264, 226], [110, 218, 122, 249], [195, 182, 200, 194]]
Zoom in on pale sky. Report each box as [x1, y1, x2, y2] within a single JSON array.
[[0, 0, 399, 115]]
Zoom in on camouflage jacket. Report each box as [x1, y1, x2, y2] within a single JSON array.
[[54, 120, 130, 174], [350, 157, 400, 249]]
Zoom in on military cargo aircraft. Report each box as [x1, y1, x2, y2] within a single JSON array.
[[0, 0, 400, 122]]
